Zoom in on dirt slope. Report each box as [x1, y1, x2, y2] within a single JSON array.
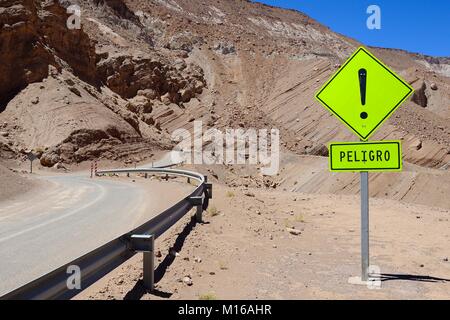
[[0, 0, 449, 170], [0, 162, 38, 202]]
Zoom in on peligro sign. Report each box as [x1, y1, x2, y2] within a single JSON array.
[[315, 46, 413, 283], [329, 141, 402, 172]]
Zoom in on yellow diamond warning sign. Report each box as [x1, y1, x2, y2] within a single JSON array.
[[316, 47, 414, 141]]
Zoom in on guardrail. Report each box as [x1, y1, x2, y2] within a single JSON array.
[[1, 167, 212, 300]]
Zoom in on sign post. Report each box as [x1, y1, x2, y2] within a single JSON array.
[[27, 152, 37, 174], [315, 47, 413, 283], [360, 168, 369, 281], [328, 140, 402, 282]]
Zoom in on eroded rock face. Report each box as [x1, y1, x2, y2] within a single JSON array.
[[0, 0, 98, 110], [40, 152, 61, 167], [93, 0, 141, 25], [166, 32, 204, 52], [0, 141, 16, 160], [412, 81, 428, 108], [39, 1, 98, 85], [0, 0, 53, 110], [0, 0, 207, 164], [307, 143, 329, 157], [40, 128, 122, 166], [97, 54, 205, 104], [126, 96, 153, 114], [1, 0, 448, 171]]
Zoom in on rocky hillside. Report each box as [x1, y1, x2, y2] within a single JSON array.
[[0, 0, 449, 171]]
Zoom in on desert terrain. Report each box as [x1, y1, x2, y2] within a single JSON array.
[[0, 0, 449, 299], [76, 176, 450, 300]]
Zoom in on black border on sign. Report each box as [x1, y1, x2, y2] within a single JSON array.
[[329, 141, 401, 171], [316, 47, 414, 141]]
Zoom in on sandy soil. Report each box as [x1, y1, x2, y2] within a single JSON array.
[[0, 162, 44, 202], [77, 182, 450, 300]]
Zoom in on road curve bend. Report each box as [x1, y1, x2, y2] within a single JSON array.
[[0, 173, 193, 296]]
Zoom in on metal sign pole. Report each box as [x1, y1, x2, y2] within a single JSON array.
[[360, 170, 369, 281]]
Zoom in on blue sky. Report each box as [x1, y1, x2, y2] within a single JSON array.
[[255, 0, 450, 57]]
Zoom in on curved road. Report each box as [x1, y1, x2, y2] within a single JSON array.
[[0, 172, 192, 296]]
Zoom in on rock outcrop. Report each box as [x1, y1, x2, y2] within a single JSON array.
[[97, 53, 205, 104], [412, 81, 428, 108], [0, 0, 98, 110], [0, 0, 448, 171]]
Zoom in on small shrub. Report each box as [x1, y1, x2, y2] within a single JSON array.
[[226, 190, 235, 198], [218, 260, 228, 270], [34, 147, 44, 153], [294, 213, 305, 223], [208, 206, 219, 217], [283, 218, 292, 228], [199, 293, 217, 300]]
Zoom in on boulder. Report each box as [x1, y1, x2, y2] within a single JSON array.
[[182, 276, 193, 286], [307, 143, 329, 157], [410, 138, 423, 151], [137, 89, 158, 100], [167, 32, 203, 52], [179, 87, 195, 102], [161, 93, 171, 105], [127, 95, 153, 114], [40, 152, 60, 167], [53, 162, 66, 170], [69, 87, 82, 97], [214, 42, 236, 55], [141, 114, 155, 126], [286, 228, 301, 235], [411, 81, 428, 107]]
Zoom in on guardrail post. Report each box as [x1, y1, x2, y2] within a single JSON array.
[[195, 205, 202, 222], [145, 173, 148, 179], [130, 234, 155, 292], [203, 183, 212, 211], [189, 196, 203, 223], [205, 183, 213, 199], [143, 249, 154, 292]]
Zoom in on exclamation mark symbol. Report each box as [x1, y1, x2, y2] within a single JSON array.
[[359, 68, 368, 119]]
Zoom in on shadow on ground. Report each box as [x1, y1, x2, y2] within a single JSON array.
[[124, 214, 207, 300], [378, 273, 450, 283]]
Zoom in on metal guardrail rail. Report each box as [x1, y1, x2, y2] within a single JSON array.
[[1, 167, 212, 300]]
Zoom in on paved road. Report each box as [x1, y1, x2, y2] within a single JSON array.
[[0, 173, 191, 296]]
